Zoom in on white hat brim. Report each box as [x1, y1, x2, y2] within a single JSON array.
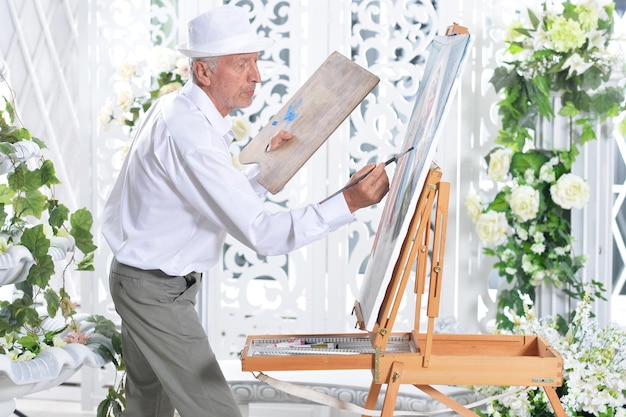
[[177, 37, 274, 58]]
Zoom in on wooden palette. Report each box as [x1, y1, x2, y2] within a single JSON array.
[[239, 51, 379, 194]]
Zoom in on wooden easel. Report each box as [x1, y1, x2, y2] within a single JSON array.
[[241, 166, 566, 417], [355, 167, 565, 416]]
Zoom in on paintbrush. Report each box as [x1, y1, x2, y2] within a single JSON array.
[[320, 147, 414, 204]]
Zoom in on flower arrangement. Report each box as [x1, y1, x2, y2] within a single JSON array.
[[0, 96, 99, 335], [473, 290, 626, 417], [98, 46, 252, 163], [467, 0, 626, 329], [490, 0, 626, 152], [0, 73, 120, 391], [98, 45, 190, 141]]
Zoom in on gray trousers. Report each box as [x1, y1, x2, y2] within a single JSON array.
[[109, 259, 242, 417]]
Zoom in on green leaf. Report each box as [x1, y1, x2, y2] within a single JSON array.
[[486, 192, 510, 212], [527, 8, 540, 30], [618, 118, 626, 137], [70, 208, 97, 255], [558, 101, 578, 118], [77, 251, 95, 271], [0, 142, 16, 155], [20, 225, 50, 259], [510, 151, 549, 177], [18, 334, 41, 352], [0, 184, 15, 204], [13, 190, 48, 219], [43, 288, 61, 318], [530, 76, 553, 117], [591, 86, 625, 116], [489, 67, 518, 93], [38, 159, 61, 187], [579, 120, 596, 144], [90, 342, 117, 364], [86, 314, 120, 339], [26, 254, 55, 289], [20, 225, 55, 289], [9, 164, 44, 191], [48, 203, 70, 231]]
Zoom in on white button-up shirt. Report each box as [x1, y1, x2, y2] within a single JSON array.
[[102, 81, 354, 276]]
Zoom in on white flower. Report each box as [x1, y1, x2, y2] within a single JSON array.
[[521, 254, 536, 273], [562, 53, 594, 78], [52, 336, 66, 348], [114, 82, 134, 110], [98, 98, 114, 132], [508, 185, 540, 222], [538, 160, 557, 183], [475, 210, 509, 245], [15, 350, 36, 361], [115, 60, 139, 81], [505, 267, 517, 276], [487, 148, 512, 181], [515, 224, 529, 241], [175, 57, 190, 81], [502, 248, 516, 263], [465, 186, 483, 223], [523, 168, 535, 184], [157, 81, 183, 97], [231, 116, 251, 141], [531, 242, 545, 254], [554, 245, 571, 256], [0, 236, 11, 253], [146, 46, 177, 75], [550, 173, 590, 209], [548, 16, 587, 53]]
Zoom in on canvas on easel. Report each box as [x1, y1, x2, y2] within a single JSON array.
[[240, 24, 567, 417], [354, 29, 473, 332]]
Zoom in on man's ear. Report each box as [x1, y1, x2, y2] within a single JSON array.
[[193, 61, 211, 87]]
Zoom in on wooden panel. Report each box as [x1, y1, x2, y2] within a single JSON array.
[[242, 333, 562, 388], [238, 51, 379, 194], [377, 353, 562, 386]]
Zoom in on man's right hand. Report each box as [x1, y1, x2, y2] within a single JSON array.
[[343, 163, 390, 213]]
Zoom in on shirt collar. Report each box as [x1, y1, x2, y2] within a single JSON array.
[[181, 81, 233, 140]]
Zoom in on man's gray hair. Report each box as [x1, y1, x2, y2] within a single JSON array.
[[190, 57, 219, 84]]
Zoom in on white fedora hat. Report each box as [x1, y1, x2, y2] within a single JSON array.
[[177, 5, 273, 58]]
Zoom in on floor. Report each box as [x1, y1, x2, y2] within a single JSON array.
[[12, 399, 95, 417]]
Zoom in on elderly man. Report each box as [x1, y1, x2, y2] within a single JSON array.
[[102, 5, 389, 417]]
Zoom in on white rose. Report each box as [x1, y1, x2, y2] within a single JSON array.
[[98, 98, 114, 131], [550, 173, 590, 209], [114, 82, 134, 110], [231, 116, 251, 141], [508, 185, 539, 222], [475, 210, 509, 245], [465, 187, 483, 223], [116, 60, 139, 81], [487, 148, 512, 181], [146, 46, 177, 75], [175, 57, 190, 81], [158, 81, 183, 97]]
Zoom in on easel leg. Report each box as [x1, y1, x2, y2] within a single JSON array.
[[362, 380, 382, 417], [415, 385, 479, 417], [544, 386, 566, 417], [380, 362, 404, 417]]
